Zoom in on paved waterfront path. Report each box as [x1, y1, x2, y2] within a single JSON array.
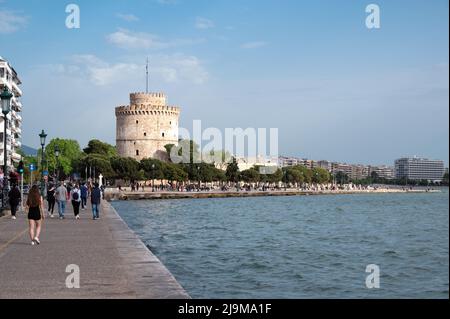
[[0, 200, 189, 299]]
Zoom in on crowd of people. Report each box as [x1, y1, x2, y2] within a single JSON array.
[[7, 181, 103, 246]]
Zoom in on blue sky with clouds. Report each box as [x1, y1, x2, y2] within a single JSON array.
[[0, 0, 448, 165]]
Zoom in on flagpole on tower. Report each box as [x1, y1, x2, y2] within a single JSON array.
[[146, 57, 149, 93]]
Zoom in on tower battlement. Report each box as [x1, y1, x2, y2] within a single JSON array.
[[130, 92, 166, 106], [115, 104, 180, 116]]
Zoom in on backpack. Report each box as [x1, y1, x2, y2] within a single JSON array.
[[72, 191, 79, 201]]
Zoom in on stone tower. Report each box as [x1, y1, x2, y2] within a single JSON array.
[[115, 92, 180, 161]]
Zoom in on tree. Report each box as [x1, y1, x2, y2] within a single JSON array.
[[443, 172, 449, 186], [335, 171, 349, 185], [164, 144, 176, 162], [262, 168, 283, 184], [110, 157, 141, 182], [83, 139, 117, 157], [163, 162, 188, 183], [140, 158, 165, 180], [240, 168, 260, 183], [312, 167, 330, 184], [370, 171, 379, 181], [283, 167, 304, 184], [77, 153, 115, 179], [45, 138, 83, 176], [225, 157, 240, 183]]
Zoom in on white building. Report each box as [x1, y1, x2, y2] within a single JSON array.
[[0, 57, 23, 171], [368, 165, 395, 180], [395, 157, 445, 182], [237, 155, 278, 172]]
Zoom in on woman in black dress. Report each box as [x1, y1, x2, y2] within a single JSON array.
[[46, 184, 56, 218], [26, 185, 45, 245]]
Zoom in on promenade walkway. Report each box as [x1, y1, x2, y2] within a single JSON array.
[[0, 200, 189, 299]]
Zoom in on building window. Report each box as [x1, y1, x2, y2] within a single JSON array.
[[136, 150, 139, 156], [136, 120, 139, 124], [162, 133, 165, 138], [170, 121, 172, 125], [144, 132, 147, 137]]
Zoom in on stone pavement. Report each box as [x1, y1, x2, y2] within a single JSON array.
[[0, 200, 189, 299]]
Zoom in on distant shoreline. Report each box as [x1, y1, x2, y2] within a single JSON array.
[[105, 188, 442, 201]]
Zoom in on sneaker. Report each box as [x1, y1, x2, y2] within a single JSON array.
[[12, 216, 16, 220], [76, 215, 80, 220], [31, 241, 35, 246], [33, 237, 40, 245], [50, 214, 54, 218]]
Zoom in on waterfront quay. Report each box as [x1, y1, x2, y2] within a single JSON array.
[[105, 188, 439, 201], [0, 200, 189, 299]]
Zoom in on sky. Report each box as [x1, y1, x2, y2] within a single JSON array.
[[0, 0, 448, 166]]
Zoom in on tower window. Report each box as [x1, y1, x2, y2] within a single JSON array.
[[144, 132, 147, 137], [170, 121, 172, 125], [136, 150, 139, 156], [162, 133, 165, 138], [136, 120, 139, 124]]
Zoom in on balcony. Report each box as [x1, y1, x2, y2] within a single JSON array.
[[12, 81, 22, 97], [14, 113, 22, 122]]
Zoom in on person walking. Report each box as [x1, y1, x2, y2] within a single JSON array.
[[91, 182, 101, 220], [26, 185, 45, 245], [80, 182, 88, 210], [55, 181, 68, 219], [70, 184, 82, 220], [46, 184, 56, 218], [8, 184, 21, 220]]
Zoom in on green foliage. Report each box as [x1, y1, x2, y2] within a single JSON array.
[[110, 157, 141, 182], [77, 153, 115, 179], [83, 139, 117, 157], [162, 162, 188, 182], [225, 157, 240, 182], [240, 168, 260, 183], [140, 158, 165, 180], [312, 167, 331, 184], [335, 171, 349, 184], [45, 138, 83, 175], [169, 139, 201, 164]]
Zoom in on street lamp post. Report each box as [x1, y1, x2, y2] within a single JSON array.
[[1, 86, 13, 211], [151, 163, 155, 192], [197, 166, 201, 191], [39, 130, 47, 197], [54, 145, 60, 183]]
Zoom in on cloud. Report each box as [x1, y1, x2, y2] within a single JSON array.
[[45, 54, 209, 86], [107, 29, 204, 50], [116, 13, 139, 22], [241, 41, 268, 49], [0, 10, 28, 34], [195, 17, 214, 29]]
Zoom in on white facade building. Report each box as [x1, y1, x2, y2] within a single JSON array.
[[395, 157, 445, 181], [0, 56, 23, 171]]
